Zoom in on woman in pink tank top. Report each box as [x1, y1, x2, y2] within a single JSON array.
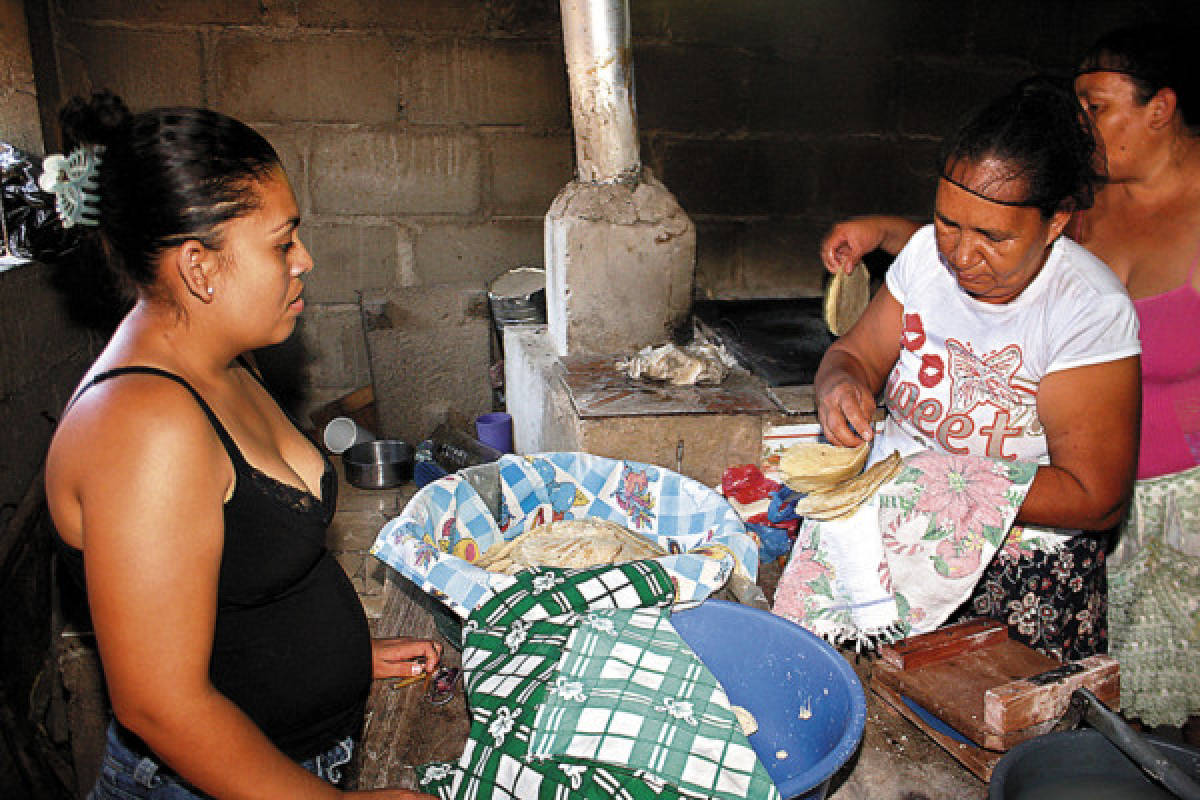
[[1067, 24, 1200, 741], [1132, 255, 1200, 479]]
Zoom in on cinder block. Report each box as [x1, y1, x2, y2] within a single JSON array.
[[301, 220, 411, 303], [695, 218, 830, 299], [814, 137, 938, 218], [294, 305, 372, 390], [694, 221, 745, 299], [579, 413, 763, 489], [0, 87, 40, 156], [746, 55, 895, 136], [658, 138, 771, 216], [256, 125, 312, 214], [363, 287, 493, 444], [0, 352, 93, 509], [647, 0, 802, 53], [0, 264, 95, 398], [760, 139, 820, 216], [413, 220, 544, 287], [973, 0, 1078, 68], [896, 62, 1016, 138], [299, 0, 488, 32], [310, 128, 481, 215], [60, 0, 273, 25], [362, 284, 490, 330], [0, 5, 41, 155], [634, 44, 750, 133], [651, 0, 969, 59], [739, 218, 834, 295], [214, 32, 398, 124], [61, 24, 204, 109], [487, 132, 574, 217], [399, 39, 569, 127]]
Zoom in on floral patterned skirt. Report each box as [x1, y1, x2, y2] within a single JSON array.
[[949, 534, 1108, 662]]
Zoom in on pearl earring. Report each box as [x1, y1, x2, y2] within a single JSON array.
[[207, 286, 214, 296]]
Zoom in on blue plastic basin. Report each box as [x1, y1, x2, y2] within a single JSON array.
[[671, 600, 867, 800]]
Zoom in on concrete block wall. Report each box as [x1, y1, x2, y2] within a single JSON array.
[[30, 0, 1189, 422], [0, 265, 99, 511], [628, 0, 1186, 299], [40, 0, 572, 430]]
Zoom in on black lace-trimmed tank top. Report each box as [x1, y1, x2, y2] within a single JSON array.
[[54, 366, 372, 761]]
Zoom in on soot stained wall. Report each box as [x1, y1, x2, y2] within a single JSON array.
[[28, 0, 1193, 423]]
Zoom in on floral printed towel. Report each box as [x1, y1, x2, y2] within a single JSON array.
[[372, 452, 758, 618], [772, 451, 1038, 646]]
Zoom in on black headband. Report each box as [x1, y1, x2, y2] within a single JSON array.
[[938, 169, 1037, 208], [1073, 66, 1150, 83]]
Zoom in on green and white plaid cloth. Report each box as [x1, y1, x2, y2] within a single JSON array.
[[530, 606, 778, 800], [416, 561, 779, 800]]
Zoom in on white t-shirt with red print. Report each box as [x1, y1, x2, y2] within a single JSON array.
[[871, 224, 1140, 472]]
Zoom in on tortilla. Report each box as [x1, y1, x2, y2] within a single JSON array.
[[474, 517, 665, 575], [732, 705, 758, 736], [780, 440, 870, 493], [792, 450, 903, 520], [824, 260, 871, 337]]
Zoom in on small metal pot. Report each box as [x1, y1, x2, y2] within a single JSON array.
[[342, 439, 414, 489]]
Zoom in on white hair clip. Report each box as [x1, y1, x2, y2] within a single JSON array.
[[38, 145, 105, 228]]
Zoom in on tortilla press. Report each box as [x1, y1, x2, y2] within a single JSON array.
[[869, 618, 1121, 781]]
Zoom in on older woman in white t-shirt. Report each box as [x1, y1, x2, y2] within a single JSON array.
[[815, 77, 1141, 660]]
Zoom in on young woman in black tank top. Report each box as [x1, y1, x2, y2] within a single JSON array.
[[40, 91, 441, 800]]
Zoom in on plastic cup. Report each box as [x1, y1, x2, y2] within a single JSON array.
[[474, 412, 513, 454], [323, 416, 375, 454]]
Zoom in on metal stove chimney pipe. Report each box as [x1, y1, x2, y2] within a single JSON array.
[[559, 0, 640, 184]]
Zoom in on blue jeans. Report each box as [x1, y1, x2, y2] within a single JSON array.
[[88, 722, 355, 799]]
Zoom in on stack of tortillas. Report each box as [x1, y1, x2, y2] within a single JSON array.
[[780, 440, 871, 492], [780, 441, 903, 520], [473, 517, 665, 575], [824, 260, 871, 336]]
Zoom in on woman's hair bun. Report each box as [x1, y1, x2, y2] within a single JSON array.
[[58, 90, 134, 150]]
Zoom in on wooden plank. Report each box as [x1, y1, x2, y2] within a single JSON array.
[[879, 619, 1009, 670], [874, 638, 1058, 744], [870, 681, 1003, 782], [350, 572, 470, 791], [984, 655, 1120, 734]]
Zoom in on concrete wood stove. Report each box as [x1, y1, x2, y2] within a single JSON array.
[[506, 0, 825, 487]]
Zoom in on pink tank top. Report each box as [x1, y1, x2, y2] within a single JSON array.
[[1133, 251, 1200, 479]]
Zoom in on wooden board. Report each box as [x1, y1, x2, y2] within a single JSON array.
[[880, 618, 1009, 671], [985, 655, 1119, 734], [870, 681, 1003, 782], [871, 619, 1120, 752]]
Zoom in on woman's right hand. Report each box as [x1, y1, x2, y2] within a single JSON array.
[[816, 372, 877, 448], [820, 216, 922, 274], [821, 219, 885, 275]]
